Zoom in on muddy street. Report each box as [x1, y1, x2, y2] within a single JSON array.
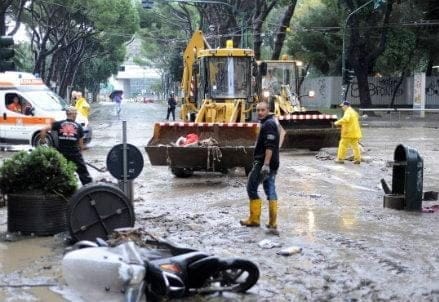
[[1, 101, 439, 301]]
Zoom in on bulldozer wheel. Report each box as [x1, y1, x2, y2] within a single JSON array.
[[219, 168, 228, 174], [171, 167, 194, 178], [309, 146, 322, 151]]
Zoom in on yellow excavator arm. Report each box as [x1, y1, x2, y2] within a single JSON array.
[[180, 31, 212, 121], [181, 31, 205, 99]]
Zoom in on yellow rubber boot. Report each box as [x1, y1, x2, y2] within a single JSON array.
[[240, 199, 262, 227], [266, 200, 278, 229]]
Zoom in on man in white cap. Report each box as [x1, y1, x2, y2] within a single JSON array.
[[41, 106, 92, 185]]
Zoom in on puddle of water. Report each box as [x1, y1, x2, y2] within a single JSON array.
[[0, 237, 54, 273], [50, 286, 83, 302]]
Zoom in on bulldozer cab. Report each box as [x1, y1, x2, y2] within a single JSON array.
[[259, 60, 302, 97], [257, 60, 304, 114], [191, 45, 254, 123], [256, 59, 339, 151], [201, 56, 252, 100]]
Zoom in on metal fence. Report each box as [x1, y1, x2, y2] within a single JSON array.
[[300, 76, 439, 108]]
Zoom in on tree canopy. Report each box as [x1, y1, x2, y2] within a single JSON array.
[[3, 0, 138, 98], [3, 0, 439, 105]]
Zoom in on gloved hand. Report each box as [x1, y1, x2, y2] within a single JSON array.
[[260, 164, 270, 181]]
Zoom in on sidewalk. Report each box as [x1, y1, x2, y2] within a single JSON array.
[[360, 111, 439, 128]]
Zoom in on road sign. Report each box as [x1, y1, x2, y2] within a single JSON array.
[[106, 143, 144, 180]]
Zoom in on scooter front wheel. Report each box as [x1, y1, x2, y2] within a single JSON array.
[[199, 258, 259, 294]]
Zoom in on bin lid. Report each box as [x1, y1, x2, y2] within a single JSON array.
[[394, 144, 408, 161], [67, 184, 135, 242], [394, 144, 423, 164]]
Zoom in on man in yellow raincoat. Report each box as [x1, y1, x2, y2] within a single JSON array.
[[334, 100, 362, 164], [75, 92, 90, 119]]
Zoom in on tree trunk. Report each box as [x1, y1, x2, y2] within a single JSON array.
[[426, 53, 433, 76], [271, 1, 297, 60], [390, 36, 418, 107], [354, 63, 372, 108], [344, 0, 395, 108], [390, 70, 406, 108], [33, 47, 46, 78], [58, 48, 73, 98], [0, 0, 13, 35], [252, 0, 278, 60], [5, 0, 25, 36], [0, 10, 6, 35], [253, 19, 264, 60], [46, 50, 58, 84]]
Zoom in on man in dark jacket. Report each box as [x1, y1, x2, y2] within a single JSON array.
[[240, 101, 280, 231], [166, 92, 177, 121], [41, 106, 92, 185]]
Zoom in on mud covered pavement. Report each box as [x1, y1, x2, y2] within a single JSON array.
[[1, 101, 439, 301]]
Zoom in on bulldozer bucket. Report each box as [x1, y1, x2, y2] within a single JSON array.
[[278, 113, 340, 151], [145, 122, 259, 172]]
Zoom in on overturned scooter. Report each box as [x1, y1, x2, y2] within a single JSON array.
[[62, 228, 260, 301]]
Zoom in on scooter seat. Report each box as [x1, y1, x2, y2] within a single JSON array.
[[144, 239, 198, 255], [151, 251, 210, 270], [138, 248, 174, 261]]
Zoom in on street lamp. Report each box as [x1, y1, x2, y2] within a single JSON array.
[[341, 0, 386, 100]]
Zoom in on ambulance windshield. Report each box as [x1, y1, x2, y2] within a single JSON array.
[[24, 90, 68, 111]]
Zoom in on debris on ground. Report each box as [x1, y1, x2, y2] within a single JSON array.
[[107, 227, 159, 247], [96, 177, 116, 184], [266, 229, 280, 236], [277, 246, 303, 256], [422, 204, 439, 213], [258, 239, 282, 249], [315, 150, 335, 161], [423, 191, 438, 201]]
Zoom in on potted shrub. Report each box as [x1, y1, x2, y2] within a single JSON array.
[[0, 147, 77, 235]]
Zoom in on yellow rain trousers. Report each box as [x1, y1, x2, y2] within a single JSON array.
[[334, 107, 362, 161], [337, 138, 361, 162]]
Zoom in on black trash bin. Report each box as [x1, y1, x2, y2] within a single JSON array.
[[384, 144, 423, 211]]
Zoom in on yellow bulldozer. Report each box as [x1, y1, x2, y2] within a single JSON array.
[[256, 58, 340, 150], [145, 31, 258, 177], [145, 31, 339, 177]]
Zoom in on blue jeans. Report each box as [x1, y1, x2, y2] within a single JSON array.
[[246, 161, 278, 200]]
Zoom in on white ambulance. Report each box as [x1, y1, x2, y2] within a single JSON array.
[[0, 71, 92, 147]]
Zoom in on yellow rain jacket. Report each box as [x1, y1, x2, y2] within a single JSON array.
[[75, 97, 90, 118], [334, 107, 362, 139]]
